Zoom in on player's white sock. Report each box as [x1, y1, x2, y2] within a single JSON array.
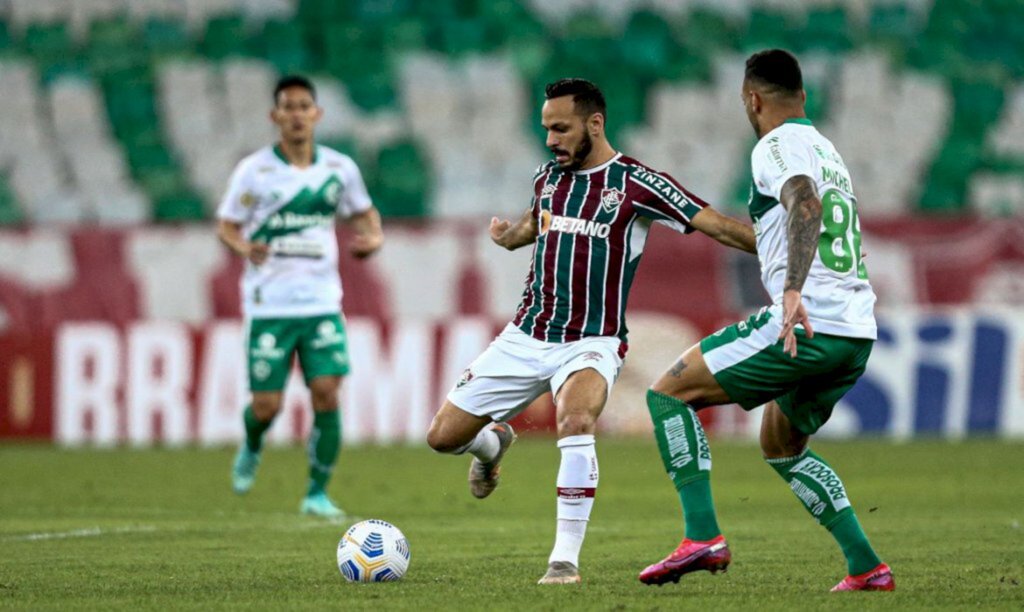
[[459, 427, 500, 462], [548, 434, 598, 568]]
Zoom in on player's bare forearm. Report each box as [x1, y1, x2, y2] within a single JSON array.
[[490, 207, 538, 251], [347, 207, 384, 259], [690, 208, 757, 254], [217, 219, 268, 265], [780, 175, 822, 293], [216, 219, 246, 255]]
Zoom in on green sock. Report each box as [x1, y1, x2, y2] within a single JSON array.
[[243, 405, 273, 453], [647, 390, 721, 541], [307, 410, 341, 497], [767, 449, 882, 575]]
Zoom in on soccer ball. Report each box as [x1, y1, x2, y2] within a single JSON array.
[[336, 519, 411, 582]]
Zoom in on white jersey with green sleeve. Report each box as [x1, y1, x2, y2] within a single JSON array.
[[217, 144, 372, 319], [749, 118, 876, 340]]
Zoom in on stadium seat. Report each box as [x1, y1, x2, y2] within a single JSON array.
[[202, 14, 249, 60], [143, 18, 190, 58], [0, 176, 23, 225], [0, 19, 11, 53], [371, 140, 430, 217], [798, 7, 854, 54], [742, 8, 795, 53], [154, 192, 206, 221], [256, 19, 309, 74], [618, 9, 677, 80]]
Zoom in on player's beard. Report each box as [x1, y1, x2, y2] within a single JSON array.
[[558, 132, 593, 172]]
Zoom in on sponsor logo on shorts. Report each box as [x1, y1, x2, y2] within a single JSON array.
[[311, 320, 345, 349], [456, 368, 474, 389], [581, 351, 603, 362], [251, 333, 285, 359], [252, 360, 272, 381]]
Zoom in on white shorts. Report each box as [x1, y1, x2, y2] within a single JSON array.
[[447, 323, 624, 422]]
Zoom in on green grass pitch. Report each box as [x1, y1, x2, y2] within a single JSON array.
[[1, 438, 1022, 610]]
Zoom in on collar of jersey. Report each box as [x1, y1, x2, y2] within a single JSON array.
[[571, 152, 622, 175], [273, 143, 319, 166], [783, 118, 813, 126]]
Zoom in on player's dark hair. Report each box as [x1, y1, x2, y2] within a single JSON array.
[[745, 49, 803, 96], [273, 74, 317, 104], [545, 78, 606, 119]]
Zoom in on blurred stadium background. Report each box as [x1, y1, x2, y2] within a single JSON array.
[[2, 0, 1024, 446]]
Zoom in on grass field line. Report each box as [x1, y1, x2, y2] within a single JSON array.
[[3, 525, 158, 542]]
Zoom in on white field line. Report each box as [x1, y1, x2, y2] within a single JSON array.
[[3, 525, 157, 542]]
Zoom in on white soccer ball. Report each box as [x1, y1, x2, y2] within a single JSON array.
[[336, 519, 411, 582]]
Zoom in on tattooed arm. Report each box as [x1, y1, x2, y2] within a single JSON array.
[[777, 174, 822, 357]]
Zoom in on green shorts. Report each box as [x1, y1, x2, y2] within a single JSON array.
[[700, 306, 873, 435], [245, 313, 350, 392]]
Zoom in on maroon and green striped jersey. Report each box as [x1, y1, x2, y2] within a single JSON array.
[[511, 153, 708, 352]]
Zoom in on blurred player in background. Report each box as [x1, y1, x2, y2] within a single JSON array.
[[639, 50, 893, 592], [426, 78, 757, 584], [216, 75, 383, 518]]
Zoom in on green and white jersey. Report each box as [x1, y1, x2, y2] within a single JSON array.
[[749, 119, 876, 340], [217, 144, 372, 318]]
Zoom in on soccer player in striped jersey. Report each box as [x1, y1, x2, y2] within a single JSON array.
[[639, 50, 893, 592], [426, 78, 757, 584]]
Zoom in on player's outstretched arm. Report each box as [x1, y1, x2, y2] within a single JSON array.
[[217, 219, 269, 265], [777, 174, 822, 356], [688, 208, 757, 254], [346, 206, 384, 259], [490, 207, 538, 251]]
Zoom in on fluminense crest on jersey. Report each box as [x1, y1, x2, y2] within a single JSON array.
[[600, 187, 625, 212]]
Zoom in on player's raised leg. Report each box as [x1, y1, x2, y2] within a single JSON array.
[[427, 400, 516, 499], [300, 375, 346, 518], [538, 366, 608, 585], [639, 343, 732, 585], [233, 391, 281, 494], [760, 401, 893, 592]]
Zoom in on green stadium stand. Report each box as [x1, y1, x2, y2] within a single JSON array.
[[370, 140, 430, 217], [431, 17, 492, 57], [798, 7, 854, 54], [0, 18, 11, 54], [4, 0, 1022, 221], [154, 192, 206, 222], [679, 8, 739, 53], [202, 14, 249, 60], [23, 21, 84, 82], [619, 10, 678, 80], [742, 8, 794, 54], [257, 19, 309, 74], [0, 174, 23, 225], [143, 18, 191, 59], [87, 18, 148, 78]]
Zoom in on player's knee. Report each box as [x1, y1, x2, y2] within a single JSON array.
[[557, 410, 597, 437], [425, 421, 460, 454], [251, 397, 281, 421], [759, 430, 804, 459]]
